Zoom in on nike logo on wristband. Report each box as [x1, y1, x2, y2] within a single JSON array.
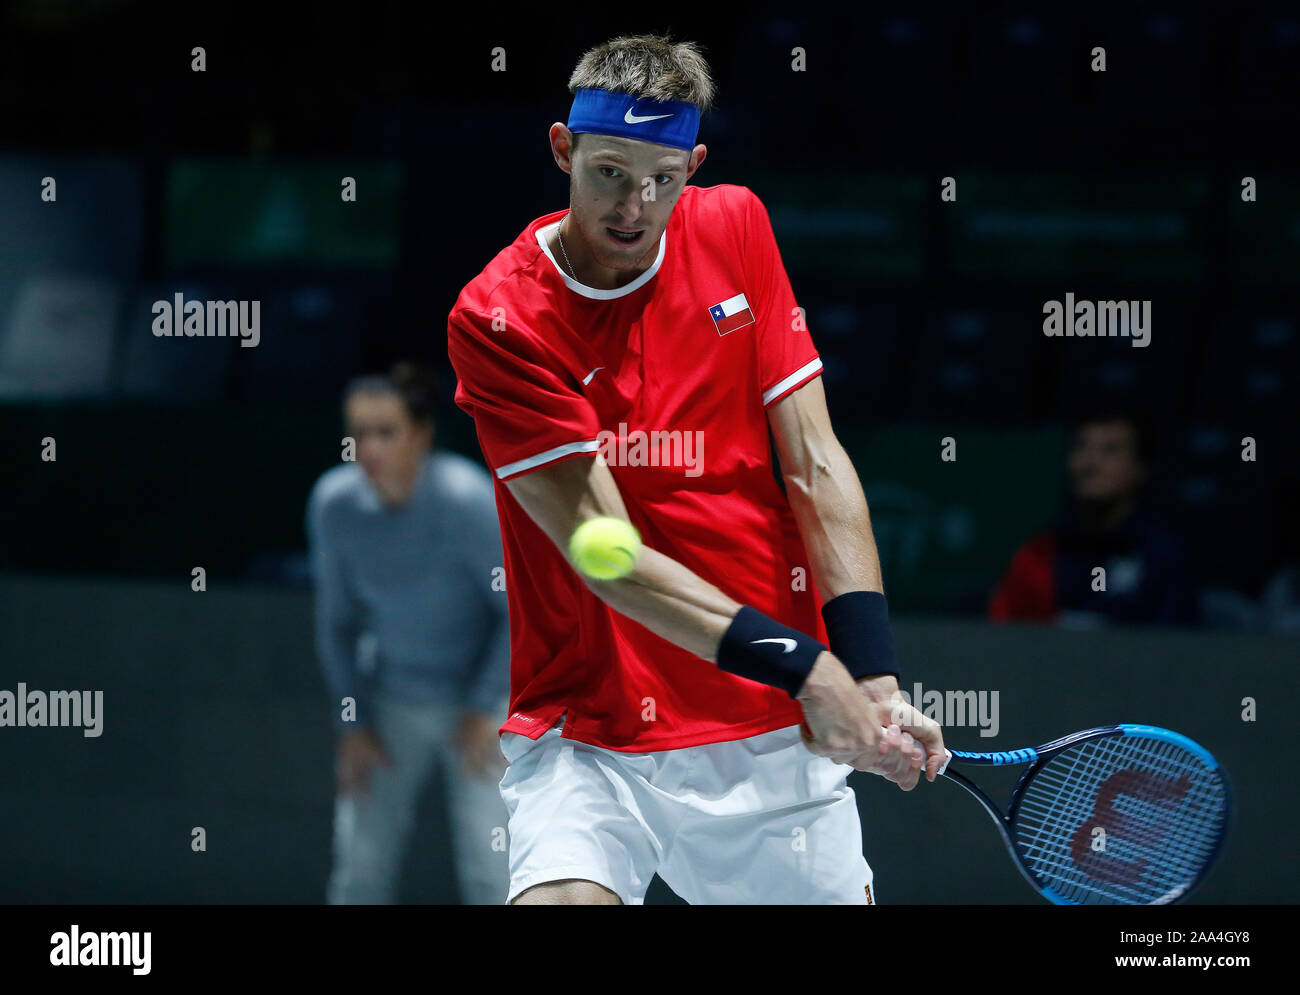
[[750, 637, 797, 653]]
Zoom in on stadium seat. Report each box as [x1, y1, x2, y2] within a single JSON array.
[[1050, 302, 1191, 440], [119, 284, 234, 401], [1084, 11, 1209, 111], [811, 297, 910, 421], [904, 301, 1041, 423], [238, 282, 370, 403], [1233, 11, 1300, 110], [1194, 308, 1298, 421], [962, 12, 1078, 111], [0, 275, 122, 399], [1168, 420, 1284, 596]]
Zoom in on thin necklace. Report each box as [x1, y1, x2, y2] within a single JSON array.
[[556, 218, 578, 280]]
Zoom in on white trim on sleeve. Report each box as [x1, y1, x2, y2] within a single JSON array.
[[761, 357, 824, 407], [495, 438, 601, 479]]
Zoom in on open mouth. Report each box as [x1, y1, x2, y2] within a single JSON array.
[[606, 227, 646, 245]]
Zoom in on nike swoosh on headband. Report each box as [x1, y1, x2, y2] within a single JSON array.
[[750, 637, 797, 653], [624, 109, 674, 124]]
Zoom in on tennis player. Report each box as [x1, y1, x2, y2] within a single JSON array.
[[447, 34, 946, 905]]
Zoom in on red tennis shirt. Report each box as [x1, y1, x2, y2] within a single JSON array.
[[447, 183, 829, 751]]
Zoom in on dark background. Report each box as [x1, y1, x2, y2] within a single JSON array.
[[0, 0, 1295, 903]]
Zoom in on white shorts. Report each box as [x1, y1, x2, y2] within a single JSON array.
[[499, 715, 874, 905]]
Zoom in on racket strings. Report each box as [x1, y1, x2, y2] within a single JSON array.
[[1011, 734, 1227, 904]]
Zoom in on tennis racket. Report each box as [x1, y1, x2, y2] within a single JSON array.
[[932, 724, 1231, 905], [801, 720, 1231, 903]]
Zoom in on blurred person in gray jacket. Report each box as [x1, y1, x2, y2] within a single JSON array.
[[307, 362, 511, 904]]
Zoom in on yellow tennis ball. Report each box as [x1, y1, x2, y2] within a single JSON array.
[[569, 517, 641, 580]]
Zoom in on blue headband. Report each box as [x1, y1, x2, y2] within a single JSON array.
[[567, 87, 701, 151]]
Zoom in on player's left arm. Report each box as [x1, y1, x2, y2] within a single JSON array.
[[767, 375, 882, 602], [768, 375, 946, 774]]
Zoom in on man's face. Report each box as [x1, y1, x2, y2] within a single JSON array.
[[344, 392, 431, 499], [1068, 420, 1145, 502], [557, 130, 703, 275]]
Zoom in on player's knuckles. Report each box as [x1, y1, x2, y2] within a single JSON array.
[[824, 732, 868, 756], [838, 748, 869, 766]]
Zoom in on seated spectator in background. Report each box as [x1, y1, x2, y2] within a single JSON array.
[[1261, 563, 1300, 632], [307, 362, 511, 904], [990, 410, 1199, 627]]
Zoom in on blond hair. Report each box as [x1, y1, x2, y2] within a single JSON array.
[[567, 34, 716, 114]]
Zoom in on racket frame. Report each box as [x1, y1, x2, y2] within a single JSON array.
[[937, 724, 1232, 905]]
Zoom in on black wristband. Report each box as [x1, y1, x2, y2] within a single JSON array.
[[717, 606, 826, 699], [820, 591, 900, 682]]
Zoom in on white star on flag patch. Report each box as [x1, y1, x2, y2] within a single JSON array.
[[709, 293, 755, 336]]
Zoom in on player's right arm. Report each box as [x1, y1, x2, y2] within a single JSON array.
[[505, 452, 928, 786]]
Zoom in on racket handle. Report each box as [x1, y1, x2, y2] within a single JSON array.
[[936, 748, 953, 777]]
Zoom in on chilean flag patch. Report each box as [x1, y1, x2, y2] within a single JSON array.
[[709, 293, 755, 336]]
